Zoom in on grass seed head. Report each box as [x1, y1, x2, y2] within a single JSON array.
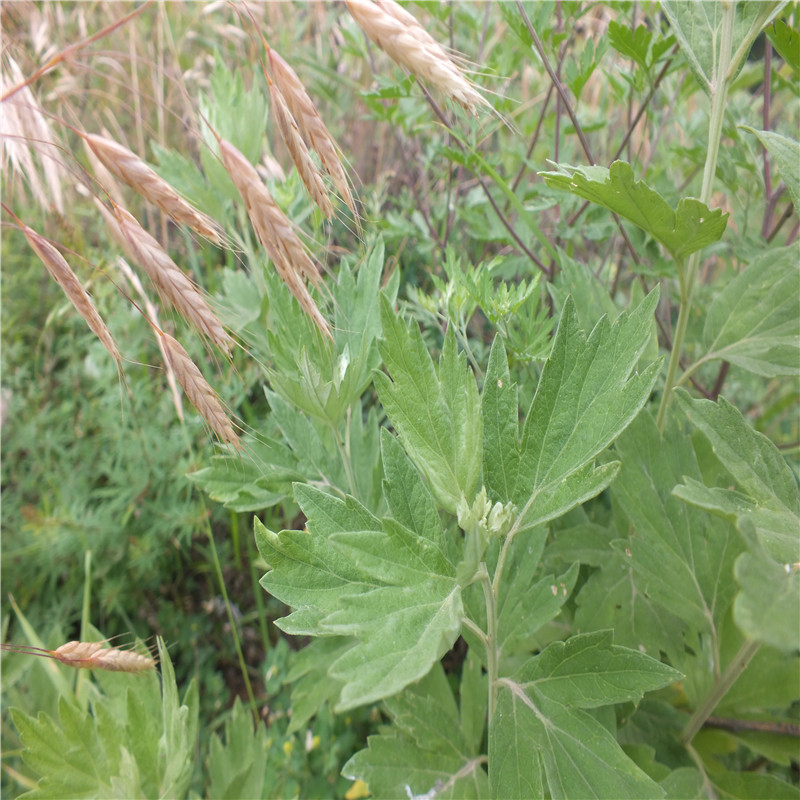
[[54, 641, 157, 672], [23, 225, 122, 365], [85, 132, 225, 245], [346, 0, 489, 115], [218, 138, 332, 339], [267, 48, 358, 218], [159, 330, 242, 449], [269, 80, 333, 219], [112, 204, 233, 355]]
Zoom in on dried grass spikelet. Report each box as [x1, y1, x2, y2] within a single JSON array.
[[84, 132, 225, 246], [268, 78, 333, 219], [217, 137, 332, 339], [54, 641, 156, 672], [267, 48, 358, 218], [158, 329, 242, 450], [23, 225, 122, 364], [346, 0, 489, 115], [112, 204, 233, 355], [0, 640, 156, 672]]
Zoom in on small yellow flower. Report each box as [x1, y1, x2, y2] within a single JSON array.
[[283, 740, 293, 756], [345, 779, 370, 799]]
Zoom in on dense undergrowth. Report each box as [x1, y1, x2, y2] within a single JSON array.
[[1, 2, 798, 798]]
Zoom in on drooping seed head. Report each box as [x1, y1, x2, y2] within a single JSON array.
[[159, 330, 242, 450], [112, 204, 233, 355], [217, 138, 332, 339], [85, 132, 225, 245], [346, 0, 489, 115], [23, 225, 122, 365], [267, 49, 358, 217], [269, 79, 333, 219]]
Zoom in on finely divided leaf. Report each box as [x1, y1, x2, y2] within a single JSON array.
[[376, 296, 481, 514], [700, 246, 800, 377], [498, 290, 660, 533], [541, 162, 727, 262], [673, 391, 800, 563]]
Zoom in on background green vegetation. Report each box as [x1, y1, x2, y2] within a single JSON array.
[[1, 2, 798, 798]]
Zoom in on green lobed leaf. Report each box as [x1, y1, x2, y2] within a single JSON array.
[[610, 411, 742, 646], [673, 390, 800, 563], [767, 18, 800, 74], [700, 245, 800, 377], [493, 290, 660, 534], [541, 161, 728, 263], [257, 477, 463, 710], [491, 656, 680, 800], [741, 128, 800, 214], [11, 638, 196, 800], [732, 524, 800, 652], [206, 697, 271, 800], [512, 631, 682, 709], [376, 296, 481, 515], [491, 630, 678, 800], [343, 664, 490, 799], [188, 437, 301, 512], [661, 1, 786, 94]]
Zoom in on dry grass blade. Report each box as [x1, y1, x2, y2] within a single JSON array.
[[268, 48, 358, 218], [84, 132, 224, 245], [346, 0, 489, 115], [23, 225, 122, 364], [218, 137, 332, 339], [159, 330, 242, 450], [269, 79, 333, 219], [112, 204, 233, 355]]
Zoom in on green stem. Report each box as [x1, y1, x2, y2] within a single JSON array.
[[245, 520, 271, 655], [478, 563, 499, 724], [680, 638, 761, 745], [657, 3, 735, 432], [201, 511, 258, 718], [332, 409, 358, 498]]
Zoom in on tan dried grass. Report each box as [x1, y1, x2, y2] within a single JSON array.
[[84, 132, 225, 245], [346, 0, 489, 115], [23, 225, 122, 365], [112, 204, 233, 355], [1, 55, 68, 214], [0, 640, 157, 673], [267, 48, 358, 218], [217, 137, 332, 339], [158, 330, 242, 450], [268, 78, 334, 219], [53, 641, 156, 672]]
